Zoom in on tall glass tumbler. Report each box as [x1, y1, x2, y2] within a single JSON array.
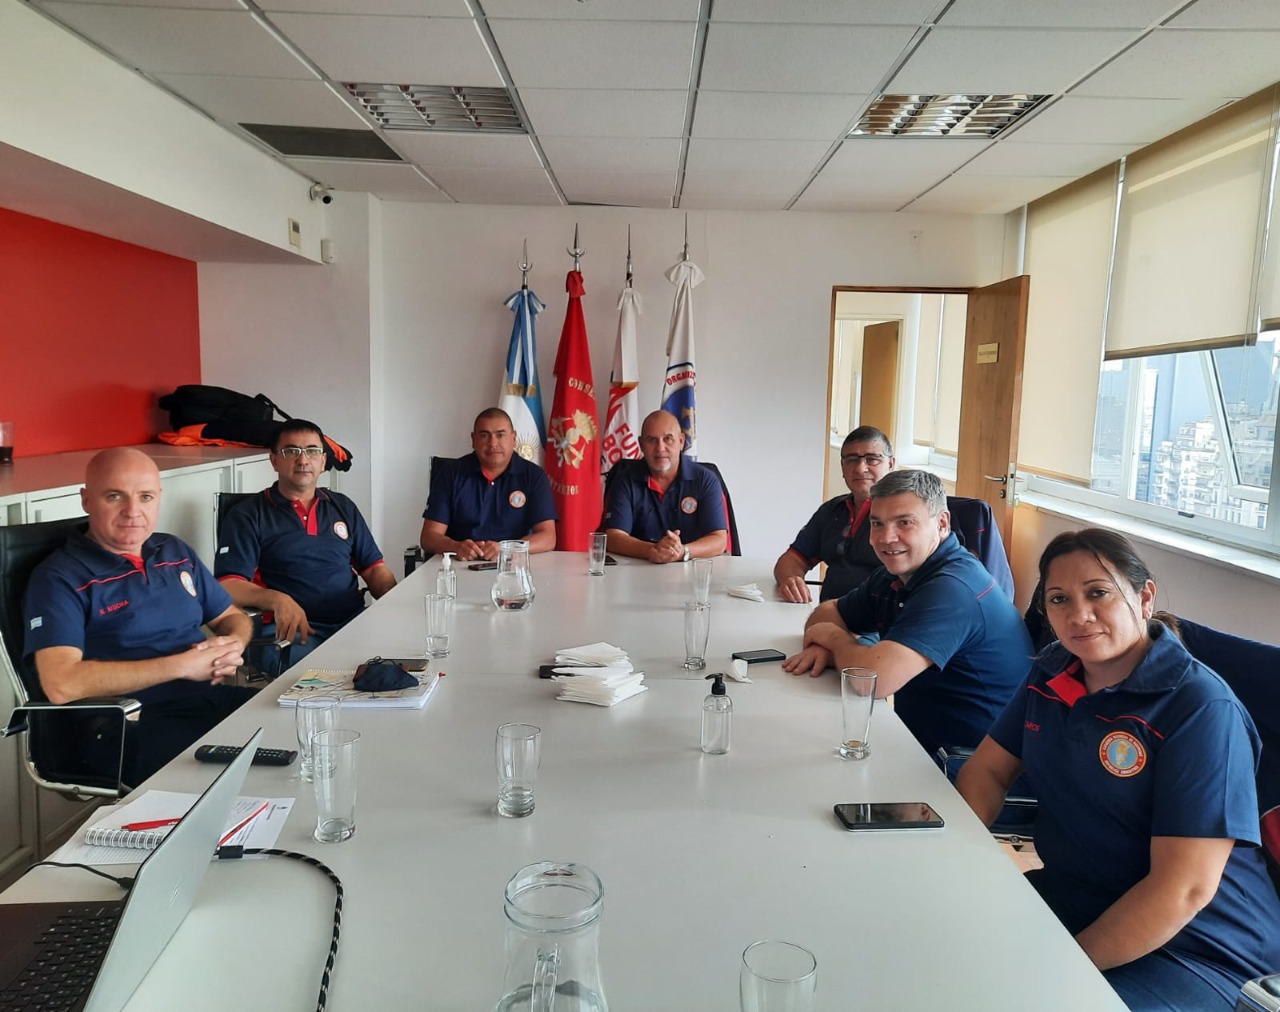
[[839, 667, 877, 760], [312, 728, 360, 843], [684, 601, 711, 670], [295, 694, 340, 782], [424, 593, 455, 659], [496, 723, 541, 818], [691, 557, 713, 606], [588, 532, 608, 576], [740, 940, 817, 1012]]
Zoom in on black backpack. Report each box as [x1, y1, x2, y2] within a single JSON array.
[[157, 385, 279, 428]]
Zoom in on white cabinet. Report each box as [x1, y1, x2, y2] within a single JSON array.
[[232, 454, 275, 492], [26, 488, 85, 523], [157, 463, 233, 568]]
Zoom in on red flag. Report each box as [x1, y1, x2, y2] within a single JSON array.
[[545, 270, 601, 550]]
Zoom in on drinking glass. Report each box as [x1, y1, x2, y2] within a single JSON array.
[[0, 421, 12, 465], [295, 694, 340, 782], [684, 601, 711, 670], [496, 723, 541, 818], [691, 557, 713, 605], [839, 667, 877, 760], [740, 940, 817, 1012], [424, 593, 455, 659], [588, 532, 608, 576], [312, 728, 360, 843]]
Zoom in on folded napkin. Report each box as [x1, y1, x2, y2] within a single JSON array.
[[727, 659, 754, 683], [727, 583, 765, 603], [555, 641, 630, 666], [553, 668, 647, 706]]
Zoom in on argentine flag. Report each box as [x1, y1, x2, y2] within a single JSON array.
[[499, 288, 547, 464]]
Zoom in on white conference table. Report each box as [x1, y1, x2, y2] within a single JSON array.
[[3, 553, 1127, 1011]]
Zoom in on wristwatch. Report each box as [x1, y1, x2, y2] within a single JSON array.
[[682, 547, 691, 563]]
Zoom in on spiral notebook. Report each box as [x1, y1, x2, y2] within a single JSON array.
[[79, 790, 288, 854], [276, 666, 440, 709]]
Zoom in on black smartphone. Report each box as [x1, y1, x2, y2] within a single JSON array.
[[731, 648, 787, 664], [605, 555, 618, 566], [834, 802, 945, 831], [468, 561, 498, 571]]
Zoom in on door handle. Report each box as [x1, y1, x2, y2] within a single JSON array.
[[983, 474, 1008, 484]]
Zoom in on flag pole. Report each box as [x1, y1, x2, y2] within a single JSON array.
[[519, 238, 531, 289], [625, 225, 633, 288], [566, 222, 585, 270]]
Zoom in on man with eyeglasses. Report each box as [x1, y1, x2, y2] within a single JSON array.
[[604, 410, 727, 563], [216, 419, 396, 671], [418, 407, 558, 561], [773, 426, 895, 603]]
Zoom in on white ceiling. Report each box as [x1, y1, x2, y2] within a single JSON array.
[[27, 0, 1280, 214]]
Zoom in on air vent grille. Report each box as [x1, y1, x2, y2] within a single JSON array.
[[849, 94, 1049, 139], [344, 84, 525, 133]]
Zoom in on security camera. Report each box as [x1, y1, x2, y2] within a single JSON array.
[[309, 183, 334, 205]]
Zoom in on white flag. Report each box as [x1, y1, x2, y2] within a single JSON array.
[[602, 287, 642, 473]]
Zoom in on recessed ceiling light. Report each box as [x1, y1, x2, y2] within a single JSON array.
[[849, 94, 1049, 139], [344, 84, 525, 134]]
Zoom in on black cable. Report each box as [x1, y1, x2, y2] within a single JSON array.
[[217, 846, 342, 1012], [26, 861, 134, 890]]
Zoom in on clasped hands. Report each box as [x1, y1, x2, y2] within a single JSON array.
[[647, 530, 686, 565], [454, 539, 500, 562], [781, 621, 844, 677], [181, 636, 245, 685]]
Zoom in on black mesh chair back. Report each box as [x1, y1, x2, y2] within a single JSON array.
[[214, 491, 259, 543]]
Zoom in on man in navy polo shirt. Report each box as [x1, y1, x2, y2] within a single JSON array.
[[216, 419, 396, 671], [24, 447, 255, 786], [418, 407, 557, 561], [783, 469, 1030, 754], [603, 410, 727, 564]]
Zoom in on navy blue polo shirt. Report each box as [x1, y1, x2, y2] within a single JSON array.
[[835, 532, 1030, 753], [603, 457, 727, 544], [788, 495, 879, 600], [24, 531, 234, 705], [989, 627, 1280, 992], [215, 484, 384, 627], [422, 453, 556, 544]]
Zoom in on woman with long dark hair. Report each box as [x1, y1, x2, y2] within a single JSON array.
[[957, 528, 1280, 1011]]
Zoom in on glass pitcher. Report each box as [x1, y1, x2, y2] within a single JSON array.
[[491, 539, 536, 611], [496, 862, 608, 1012]]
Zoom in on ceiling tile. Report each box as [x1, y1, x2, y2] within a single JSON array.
[[701, 23, 918, 93], [388, 132, 543, 170], [270, 13, 501, 85], [693, 91, 867, 140], [686, 138, 830, 175], [712, 0, 936, 24], [679, 171, 802, 209], [489, 20, 696, 90], [1072, 28, 1280, 99], [821, 137, 990, 178], [263, 0, 466, 13], [40, 3, 314, 77], [285, 158, 452, 201], [557, 171, 675, 208], [905, 173, 1075, 213], [792, 173, 940, 211], [1005, 94, 1230, 144], [34, 0, 240, 8], [965, 140, 1134, 176], [483, 0, 699, 20], [541, 137, 681, 175], [1166, 0, 1280, 29], [427, 167, 561, 204], [520, 89, 687, 138], [156, 74, 367, 129], [939, 0, 1175, 29], [891, 27, 1134, 94]]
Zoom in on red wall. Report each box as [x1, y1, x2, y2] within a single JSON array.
[[0, 207, 200, 458]]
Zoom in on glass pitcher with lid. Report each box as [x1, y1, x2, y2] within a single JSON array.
[[495, 862, 608, 1012], [491, 539, 536, 611]]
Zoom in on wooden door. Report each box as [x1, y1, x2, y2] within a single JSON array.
[[859, 320, 900, 444], [955, 276, 1029, 548]]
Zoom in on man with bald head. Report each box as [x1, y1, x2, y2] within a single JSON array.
[[603, 410, 727, 563], [24, 447, 256, 786]]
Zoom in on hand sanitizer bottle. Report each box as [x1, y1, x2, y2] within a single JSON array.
[[436, 552, 457, 599], [701, 673, 732, 754]]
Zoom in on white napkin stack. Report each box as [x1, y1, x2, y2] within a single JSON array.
[[727, 582, 765, 603], [552, 642, 646, 706]]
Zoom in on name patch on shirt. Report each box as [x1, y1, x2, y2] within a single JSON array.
[[333, 521, 350, 541], [29, 616, 42, 630], [99, 600, 129, 616], [509, 490, 527, 509], [180, 571, 198, 598], [680, 496, 698, 515], [1099, 731, 1146, 778]]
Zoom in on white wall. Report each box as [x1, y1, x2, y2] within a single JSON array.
[[375, 205, 1008, 559]]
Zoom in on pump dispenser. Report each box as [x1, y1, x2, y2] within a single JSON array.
[[701, 673, 732, 754], [437, 552, 457, 599]]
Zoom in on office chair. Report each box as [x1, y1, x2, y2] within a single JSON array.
[[405, 455, 456, 575], [601, 456, 742, 555], [945, 496, 1014, 599], [213, 491, 291, 680], [0, 517, 139, 798]]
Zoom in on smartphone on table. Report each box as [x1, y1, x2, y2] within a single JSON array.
[[834, 802, 945, 831], [731, 648, 787, 664]]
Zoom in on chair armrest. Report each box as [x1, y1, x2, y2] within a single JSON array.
[[5, 696, 141, 737], [404, 546, 425, 578], [1239, 974, 1280, 1011]]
